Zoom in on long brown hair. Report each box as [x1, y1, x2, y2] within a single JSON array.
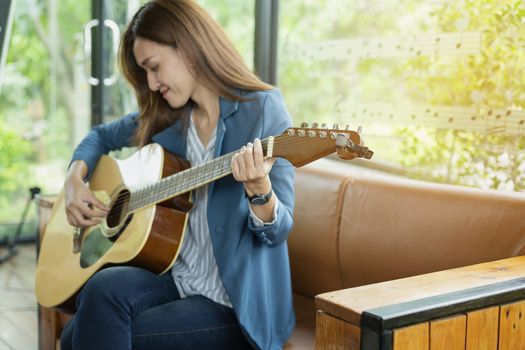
[[119, 0, 272, 146]]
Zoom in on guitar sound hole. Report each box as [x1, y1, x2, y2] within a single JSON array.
[[107, 190, 130, 229]]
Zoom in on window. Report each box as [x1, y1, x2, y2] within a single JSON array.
[[0, 0, 255, 230], [278, 0, 525, 191], [0, 0, 92, 227]]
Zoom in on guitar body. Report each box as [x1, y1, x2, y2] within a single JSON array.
[[35, 144, 191, 312]]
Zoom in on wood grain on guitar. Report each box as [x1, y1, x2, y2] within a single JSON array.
[[35, 125, 374, 312]]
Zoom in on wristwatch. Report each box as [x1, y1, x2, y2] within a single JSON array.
[[245, 188, 273, 205]]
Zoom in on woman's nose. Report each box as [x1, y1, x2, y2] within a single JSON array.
[[147, 72, 160, 91]]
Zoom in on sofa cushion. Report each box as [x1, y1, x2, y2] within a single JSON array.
[[288, 162, 349, 297], [338, 166, 525, 287]]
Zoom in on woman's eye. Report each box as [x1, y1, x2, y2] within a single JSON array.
[[151, 65, 159, 72]]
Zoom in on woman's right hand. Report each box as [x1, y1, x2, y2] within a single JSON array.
[[65, 161, 109, 228]]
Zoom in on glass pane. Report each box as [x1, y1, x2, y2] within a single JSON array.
[[0, 0, 256, 236], [0, 0, 91, 230], [96, 0, 143, 124], [198, 0, 255, 70], [278, 0, 525, 191], [101, 0, 255, 124]]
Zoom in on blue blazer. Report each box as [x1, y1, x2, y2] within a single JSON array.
[[72, 89, 296, 350]]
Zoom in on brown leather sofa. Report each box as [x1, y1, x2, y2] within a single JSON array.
[[284, 158, 525, 349], [38, 158, 525, 349]]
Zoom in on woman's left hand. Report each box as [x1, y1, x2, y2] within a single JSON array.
[[231, 138, 275, 195]]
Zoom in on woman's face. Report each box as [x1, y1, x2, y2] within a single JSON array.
[[133, 37, 197, 108]]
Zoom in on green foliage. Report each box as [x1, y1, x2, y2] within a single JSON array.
[[279, 0, 525, 191], [397, 0, 525, 190], [0, 0, 91, 221], [0, 120, 32, 211], [198, 0, 255, 67]]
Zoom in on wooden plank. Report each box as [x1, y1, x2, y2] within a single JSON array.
[[393, 322, 429, 350], [430, 315, 466, 350], [499, 300, 525, 350], [2, 309, 38, 343], [0, 313, 37, 350], [315, 310, 360, 350], [316, 256, 525, 327], [0, 245, 39, 350], [465, 306, 498, 350]]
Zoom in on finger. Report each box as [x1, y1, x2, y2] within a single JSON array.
[[90, 198, 110, 212], [263, 157, 277, 175], [76, 200, 106, 220], [231, 153, 240, 181], [236, 147, 248, 179], [66, 209, 79, 227], [83, 194, 109, 212], [241, 143, 256, 173], [252, 138, 265, 169], [67, 207, 100, 228]]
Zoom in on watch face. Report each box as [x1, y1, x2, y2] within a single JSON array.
[[247, 189, 272, 205], [250, 196, 269, 205]]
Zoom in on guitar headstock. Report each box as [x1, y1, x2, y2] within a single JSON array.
[[267, 123, 374, 167]]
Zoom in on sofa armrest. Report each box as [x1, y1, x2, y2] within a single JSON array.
[[315, 256, 525, 350]]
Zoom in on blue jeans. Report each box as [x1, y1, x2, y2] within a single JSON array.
[[60, 266, 253, 350]]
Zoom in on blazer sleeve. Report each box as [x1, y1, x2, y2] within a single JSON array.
[[70, 112, 139, 180], [248, 90, 295, 246]]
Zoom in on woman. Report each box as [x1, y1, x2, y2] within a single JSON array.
[[60, 0, 295, 349]]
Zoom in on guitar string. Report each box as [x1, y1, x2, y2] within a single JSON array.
[[98, 133, 358, 216]]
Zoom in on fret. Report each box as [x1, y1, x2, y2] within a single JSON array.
[[178, 168, 189, 193], [158, 178, 170, 202], [215, 157, 224, 177], [134, 187, 143, 210], [204, 161, 213, 183], [151, 183, 160, 204], [162, 177, 172, 202], [197, 163, 206, 186]]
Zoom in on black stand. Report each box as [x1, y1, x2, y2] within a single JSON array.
[[0, 186, 41, 264]]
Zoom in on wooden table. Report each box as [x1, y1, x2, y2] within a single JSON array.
[[315, 256, 525, 350]]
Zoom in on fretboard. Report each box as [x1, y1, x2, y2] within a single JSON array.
[[127, 152, 235, 212]]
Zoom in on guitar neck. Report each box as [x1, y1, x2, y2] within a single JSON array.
[[123, 124, 373, 213], [127, 137, 275, 212]]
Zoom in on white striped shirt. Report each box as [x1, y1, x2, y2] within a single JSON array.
[[170, 114, 232, 307]]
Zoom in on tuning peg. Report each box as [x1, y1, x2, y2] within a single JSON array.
[[357, 126, 363, 134], [332, 123, 339, 130], [312, 122, 319, 128], [300, 122, 309, 128], [321, 123, 327, 129], [345, 124, 351, 130], [335, 134, 347, 148]]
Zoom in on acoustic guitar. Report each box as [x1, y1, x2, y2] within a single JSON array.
[[35, 125, 373, 312]]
